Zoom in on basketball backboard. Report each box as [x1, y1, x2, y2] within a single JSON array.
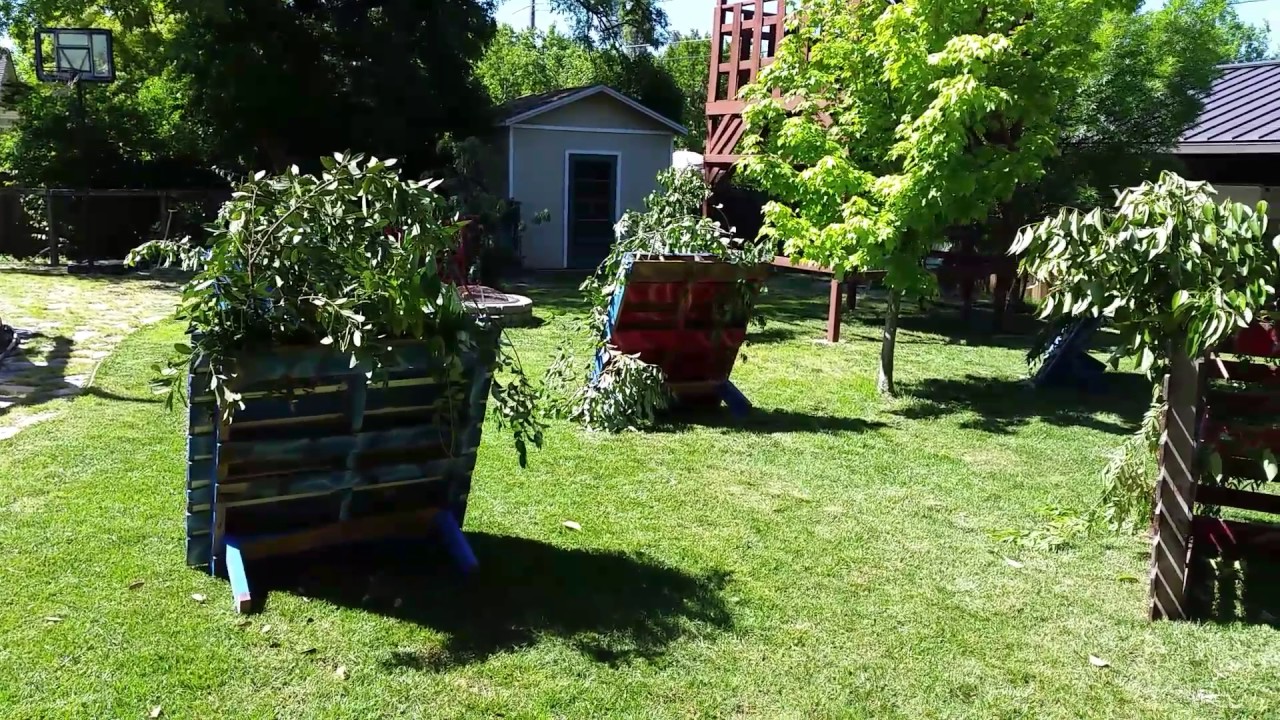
[[34, 28, 115, 84]]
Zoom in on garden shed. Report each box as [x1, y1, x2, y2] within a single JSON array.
[[498, 85, 686, 270]]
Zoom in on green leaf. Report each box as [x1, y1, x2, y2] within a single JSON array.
[[1263, 449, 1278, 481]]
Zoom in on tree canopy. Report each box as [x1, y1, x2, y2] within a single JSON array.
[[475, 25, 683, 129], [1008, 0, 1270, 222], [739, 0, 1118, 394], [0, 0, 499, 186]]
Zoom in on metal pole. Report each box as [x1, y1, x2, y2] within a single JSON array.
[[76, 77, 92, 266], [529, 0, 536, 30], [45, 188, 58, 266]]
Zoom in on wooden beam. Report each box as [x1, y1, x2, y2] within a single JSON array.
[[827, 278, 842, 343], [1196, 484, 1280, 516], [1148, 347, 1204, 621]]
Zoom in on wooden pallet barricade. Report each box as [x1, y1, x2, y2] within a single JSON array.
[[1149, 322, 1280, 621], [594, 253, 767, 415], [185, 337, 494, 612]]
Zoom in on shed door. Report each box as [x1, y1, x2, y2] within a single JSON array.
[[566, 154, 618, 269]]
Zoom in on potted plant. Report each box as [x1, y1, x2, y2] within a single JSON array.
[[128, 153, 543, 612]]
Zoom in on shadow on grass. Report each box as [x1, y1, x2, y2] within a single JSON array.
[[0, 330, 161, 420], [257, 533, 733, 668], [0, 264, 188, 287], [1188, 536, 1280, 628], [657, 405, 888, 435], [896, 371, 1150, 435]]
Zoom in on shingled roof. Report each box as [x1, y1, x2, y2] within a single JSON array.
[[497, 84, 687, 134], [1179, 60, 1280, 154]]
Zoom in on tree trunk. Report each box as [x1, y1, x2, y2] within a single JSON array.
[[878, 290, 900, 396]]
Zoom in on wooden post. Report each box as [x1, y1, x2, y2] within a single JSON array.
[[846, 278, 858, 311], [826, 278, 842, 343], [44, 189, 58, 267], [1148, 346, 1203, 621]]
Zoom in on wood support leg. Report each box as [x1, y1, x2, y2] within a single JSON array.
[[224, 536, 253, 614], [1148, 350, 1203, 621], [846, 279, 858, 311], [720, 381, 751, 417], [826, 279, 842, 343], [435, 512, 479, 575]]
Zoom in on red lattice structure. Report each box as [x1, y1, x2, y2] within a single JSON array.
[[704, 0, 786, 188]]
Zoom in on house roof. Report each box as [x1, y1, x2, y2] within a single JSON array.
[[498, 84, 687, 135], [1179, 60, 1280, 155]]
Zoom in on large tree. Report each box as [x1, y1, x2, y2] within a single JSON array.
[[475, 25, 683, 126], [739, 0, 1116, 395], [657, 31, 710, 151], [0, 0, 499, 181], [973, 0, 1270, 328]]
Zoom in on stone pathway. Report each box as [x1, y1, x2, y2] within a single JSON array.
[[0, 265, 184, 441]]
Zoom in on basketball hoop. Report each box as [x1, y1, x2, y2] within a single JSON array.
[[34, 28, 115, 85]]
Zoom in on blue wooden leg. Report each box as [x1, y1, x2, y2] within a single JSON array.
[[224, 535, 253, 614], [435, 512, 479, 575], [720, 381, 752, 418]]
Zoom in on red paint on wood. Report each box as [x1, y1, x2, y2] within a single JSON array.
[[609, 261, 763, 402]]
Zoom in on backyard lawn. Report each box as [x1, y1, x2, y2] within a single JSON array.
[[1, 270, 1278, 718]]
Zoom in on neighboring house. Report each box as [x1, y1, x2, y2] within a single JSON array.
[[0, 48, 25, 131], [497, 85, 686, 269], [1176, 60, 1280, 215]]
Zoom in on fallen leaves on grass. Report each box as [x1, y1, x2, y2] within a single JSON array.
[[43, 616, 62, 624], [191, 593, 206, 604], [335, 665, 349, 680], [149, 706, 163, 718], [1003, 557, 1024, 569], [1088, 655, 1110, 668], [562, 520, 582, 531], [128, 580, 145, 590]]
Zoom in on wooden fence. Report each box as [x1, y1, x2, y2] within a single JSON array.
[[0, 188, 227, 264], [1149, 324, 1280, 622]]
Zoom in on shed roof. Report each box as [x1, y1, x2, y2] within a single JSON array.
[[1179, 60, 1280, 155], [498, 84, 687, 135]]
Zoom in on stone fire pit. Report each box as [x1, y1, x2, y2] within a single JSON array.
[[460, 286, 535, 327]]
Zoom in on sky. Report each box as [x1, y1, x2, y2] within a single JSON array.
[[495, 0, 714, 37], [496, 0, 1280, 52]]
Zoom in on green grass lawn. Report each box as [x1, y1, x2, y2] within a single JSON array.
[[2, 274, 1278, 718]]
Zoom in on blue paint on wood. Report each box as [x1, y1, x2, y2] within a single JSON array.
[[592, 253, 637, 382], [436, 512, 479, 574], [720, 381, 752, 417], [1032, 317, 1106, 391], [223, 536, 253, 613]]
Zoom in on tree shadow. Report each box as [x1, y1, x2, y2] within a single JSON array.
[[0, 264, 188, 288], [0, 330, 161, 421], [657, 405, 888, 435], [746, 324, 804, 344], [255, 533, 734, 669], [1188, 531, 1280, 628], [895, 371, 1150, 435]]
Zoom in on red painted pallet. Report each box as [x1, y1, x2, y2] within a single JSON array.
[[595, 253, 767, 413]]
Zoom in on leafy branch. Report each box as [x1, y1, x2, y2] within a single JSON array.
[[128, 152, 544, 465]]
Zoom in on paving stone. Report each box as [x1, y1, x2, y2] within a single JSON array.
[[46, 387, 81, 398], [64, 375, 89, 387], [72, 330, 99, 342], [0, 384, 36, 395]]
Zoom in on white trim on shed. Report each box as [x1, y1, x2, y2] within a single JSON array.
[[502, 85, 688, 135]]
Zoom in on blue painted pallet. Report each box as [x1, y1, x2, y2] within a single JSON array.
[[1032, 317, 1106, 391], [184, 337, 494, 610]]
